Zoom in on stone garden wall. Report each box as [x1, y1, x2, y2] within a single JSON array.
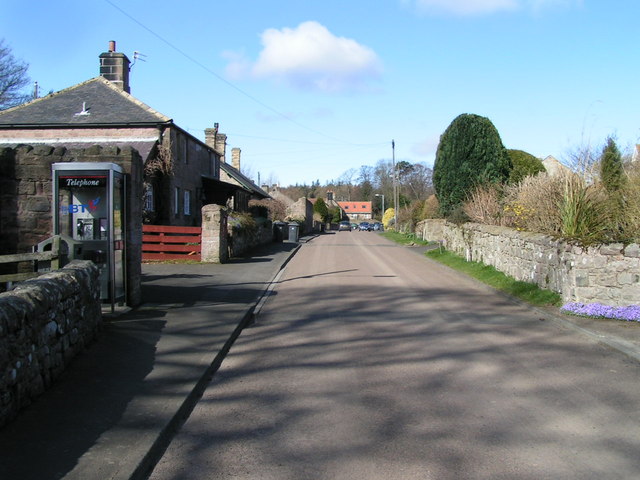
[[416, 219, 640, 306], [228, 219, 274, 258], [0, 261, 101, 428], [201, 205, 274, 262]]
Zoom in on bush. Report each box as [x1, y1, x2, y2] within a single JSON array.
[[228, 212, 257, 235], [249, 198, 287, 221], [422, 194, 440, 218], [559, 175, 608, 245], [382, 208, 395, 229], [433, 113, 512, 217], [463, 184, 504, 226], [447, 204, 470, 225], [617, 163, 640, 242], [503, 173, 565, 234], [507, 149, 546, 184]]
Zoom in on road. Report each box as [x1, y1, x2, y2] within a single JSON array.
[[149, 231, 640, 480]]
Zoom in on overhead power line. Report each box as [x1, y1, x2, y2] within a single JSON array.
[[104, 0, 367, 146]]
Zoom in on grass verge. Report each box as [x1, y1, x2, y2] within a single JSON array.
[[380, 231, 432, 246], [425, 249, 561, 307], [383, 232, 561, 307]]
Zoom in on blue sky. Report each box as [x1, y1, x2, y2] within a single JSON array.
[[2, 0, 638, 186]]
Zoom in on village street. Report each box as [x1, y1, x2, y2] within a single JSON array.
[[149, 231, 640, 480]]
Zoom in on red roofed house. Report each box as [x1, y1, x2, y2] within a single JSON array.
[[338, 201, 372, 221]]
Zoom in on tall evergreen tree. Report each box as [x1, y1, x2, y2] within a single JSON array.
[[600, 137, 625, 193], [433, 113, 511, 217]]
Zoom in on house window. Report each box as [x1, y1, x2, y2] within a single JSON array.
[[144, 183, 154, 212], [184, 190, 191, 216], [174, 187, 180, 215]]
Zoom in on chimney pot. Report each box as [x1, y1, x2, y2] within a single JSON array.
[[100, 40, 131, 93]]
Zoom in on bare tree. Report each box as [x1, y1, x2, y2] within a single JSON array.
[[0, 39, 30, 110]]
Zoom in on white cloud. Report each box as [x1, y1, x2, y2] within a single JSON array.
[[227, 21, 383, 93], [406, 0, 581, 15]]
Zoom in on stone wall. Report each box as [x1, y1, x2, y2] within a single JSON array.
[[228, 219, 274, 258], [416, 219, 640, 306], [0, 261, 101, 428], [0, 145, 143, 306], [201, 205, 274, 262]]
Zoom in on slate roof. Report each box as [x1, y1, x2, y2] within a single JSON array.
[[0, 77, 171, 127], [220, 161, 270, 199]]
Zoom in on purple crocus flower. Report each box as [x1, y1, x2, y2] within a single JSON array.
[[561, 302, 640, 322]]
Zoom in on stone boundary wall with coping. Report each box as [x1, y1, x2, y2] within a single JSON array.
[[0, 261, 101, 428], [416, 219, 640, 306], [228, 219, 273, 258]]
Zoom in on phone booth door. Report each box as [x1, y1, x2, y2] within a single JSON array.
[[53, 163, 126, 306]]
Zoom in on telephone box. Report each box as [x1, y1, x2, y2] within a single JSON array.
[[52, 163, 126, 305]]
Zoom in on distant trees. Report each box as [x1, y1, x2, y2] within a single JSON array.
[[433, 113, 511, 217], [0, 39, 30, 110]]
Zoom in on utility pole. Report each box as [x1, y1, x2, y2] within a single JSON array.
[[392, 139, 398, 230]]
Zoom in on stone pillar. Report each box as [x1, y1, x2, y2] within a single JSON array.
[[201, 204, 228, 263]]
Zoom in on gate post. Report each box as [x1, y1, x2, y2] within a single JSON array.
[[201, 204, 228, 263]]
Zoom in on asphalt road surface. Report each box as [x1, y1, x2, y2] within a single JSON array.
[[149, 231, 640, 480]]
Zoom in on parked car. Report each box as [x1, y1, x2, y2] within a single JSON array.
[[338, 221, 352, 231], [351, 223, 359, 230], [358, 222, 372, 231], [372, 222, 383, 231]]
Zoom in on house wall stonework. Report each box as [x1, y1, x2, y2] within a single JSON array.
[[416, 219, 640, 306], [287, 197, 313, 233], [0, 145, 143, 306]]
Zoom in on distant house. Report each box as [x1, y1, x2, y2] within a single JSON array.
[[338, 201, 372, 221], [0, 40, 256, 227], [542, 155, 572, 177]]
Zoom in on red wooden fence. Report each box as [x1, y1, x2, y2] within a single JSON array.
[[142, 225, 202, 261]]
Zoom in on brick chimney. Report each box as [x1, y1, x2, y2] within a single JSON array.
[[99, 40, 131, 93], [231, 148, 241, 171], [204, 123, 227, 161]]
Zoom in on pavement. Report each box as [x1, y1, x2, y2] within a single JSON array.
[[0, 235, 639, 480], [0, 238, 304, 480]]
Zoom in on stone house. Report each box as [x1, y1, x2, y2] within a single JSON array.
[[0, 41, 256, 228], [542, 155, 571, 177], [0, 41, 265, 305]]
